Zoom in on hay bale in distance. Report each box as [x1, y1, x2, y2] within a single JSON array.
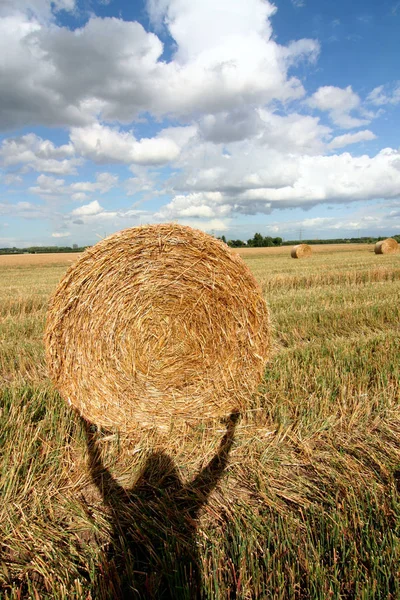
[[45, 224, 270, 433], [374, 238, 399, 255], [291, 244, 312, 259]]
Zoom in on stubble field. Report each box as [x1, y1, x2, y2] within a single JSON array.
[[0, 245, 399, 599]]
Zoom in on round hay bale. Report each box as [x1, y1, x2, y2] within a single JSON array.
[[374, 238, 398, 255], [45, 224, 270, 433], [291, 244, 312, 259]]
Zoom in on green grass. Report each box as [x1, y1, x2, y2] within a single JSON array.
[[0, 248, 399, 599]]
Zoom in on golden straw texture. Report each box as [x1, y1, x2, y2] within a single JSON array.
[[291, 244, 312, 259], [45, 224, 270, 433], [374, 238, 399, 255]]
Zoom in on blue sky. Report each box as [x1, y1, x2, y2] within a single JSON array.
[[0, 0, 400, 246]]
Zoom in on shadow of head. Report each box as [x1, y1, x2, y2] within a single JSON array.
[[134, 451, 183, 492]]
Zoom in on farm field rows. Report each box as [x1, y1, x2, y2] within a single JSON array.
[[0, 245, 399, 599]]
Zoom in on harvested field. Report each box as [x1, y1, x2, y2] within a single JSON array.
[[233, 242, 375, 256], [0, 252, 82, 267], [0, 242, 374, 266], [1, 244, 399, 599]]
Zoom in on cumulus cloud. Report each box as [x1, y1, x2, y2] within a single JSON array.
[[0, 133, 81, 174], [1, 0, 399, 245], [70, 123, 182, 165], [257, 110, 331, 154], [155, 192, 231, 219], [29, 174, 66, 196], [158, 147, 400, 219], [329, 129, 377, 149], [262, 210, 400, 239], [0, 199, 51, 221], [71, 192, 88, 202], [199, 109, 264, 144], [307, 85, 369, 129], [0, 0, 319, 130], [28, 171, 118, 199], [70, 172, 118, 194], [0, 0, 76, 20], [52, 231, 70, 237], [71, 200, 103, 216]]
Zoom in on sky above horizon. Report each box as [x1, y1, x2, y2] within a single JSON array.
[[1, 0, 400, 246]]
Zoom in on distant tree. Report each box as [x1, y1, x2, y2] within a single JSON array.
[[227, 239, 246, 247], [246, 233, 282, 247], [263, 236, 274, 247], [247, 233, 264, 247]]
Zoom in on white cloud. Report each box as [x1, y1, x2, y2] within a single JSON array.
[[158, 147, 400, 219], [70, 123, 182, 165], [3, 173, 23, 185], [329, 129, 377, 149], [0, 2, 319, 130], [71, 192, 88, 202], [0, 0, 76, 21], [263, 209, 400, 239], [257, 110, 331, 154], [307, 85, 369, 129], [367, 83, 400, 106], [1, 0, 399, 246], [0, 133, 81, 174], [29, 171, 118, 198], [155, 192, 231, 219], [0, 199, 51, 221], [70, 172, 118, 194], [52, 231, 70, 238], [29, 174, 66, 195], [172, 218, 230, 232], [71, 200, 103, 216]]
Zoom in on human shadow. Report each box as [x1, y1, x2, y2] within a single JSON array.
[[82, 412, 239, 600]]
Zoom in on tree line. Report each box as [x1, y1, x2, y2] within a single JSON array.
[[0, 245, 88, 255], [1, 233, 399, 255], [219, 233, 400, 248]]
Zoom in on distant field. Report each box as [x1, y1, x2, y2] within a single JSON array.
[[0, 246, 399, 599], [0, 252, 82, 266], [233, 242, 375, 256], [0, 243, 375, 266]]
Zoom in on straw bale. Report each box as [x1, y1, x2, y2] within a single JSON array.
[[45, 224, 270, 433], [374, 238, 398, 255], [291, 244, 312, 259]]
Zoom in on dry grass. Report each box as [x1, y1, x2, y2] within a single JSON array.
[[232, 242, 374, 256], [1, 243, 399, 599], [45, 224, 270, 433], [0, 253, 82, 267], [0, 242, 375, 267]]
